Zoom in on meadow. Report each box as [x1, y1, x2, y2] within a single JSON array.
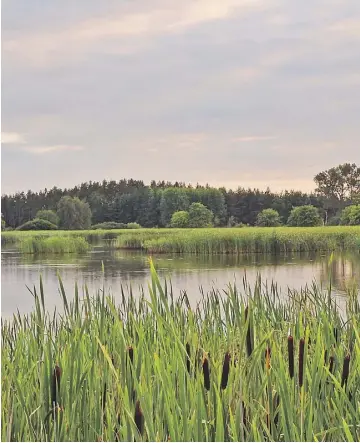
[[1, 260, 359, 442], [2, 226, 360, 255]]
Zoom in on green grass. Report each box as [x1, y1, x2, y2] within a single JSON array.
[[2, 226, 360, 255], [1, 260, 359, 441], [117, 226, 360, 254], [18, 236, 91, 254]]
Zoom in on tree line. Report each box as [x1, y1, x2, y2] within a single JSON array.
[[1, 163, 359, 229]]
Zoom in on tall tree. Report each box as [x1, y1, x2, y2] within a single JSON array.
[[57, 196, 92, 229]]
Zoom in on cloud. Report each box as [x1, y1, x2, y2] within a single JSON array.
[[21, 145, 84, 155], [1, 132, 25, 144], [231, 135, 277, 142]]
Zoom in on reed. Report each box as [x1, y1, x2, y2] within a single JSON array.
[[18, 236, 91, 254], [1, 262, 359, 441]]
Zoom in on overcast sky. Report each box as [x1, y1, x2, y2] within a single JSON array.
[[2, 0, 360, 195]]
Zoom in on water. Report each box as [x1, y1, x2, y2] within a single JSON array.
[[1, 246, 360, 317]]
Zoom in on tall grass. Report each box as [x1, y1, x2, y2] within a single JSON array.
[[1, 261, 359, 441], [118, 227, 360, 254], [18, 236, 91, 254]]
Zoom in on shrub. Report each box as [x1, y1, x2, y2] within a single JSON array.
[[188, 203, 214, 228], [16, 218, 58, 231], [92, 222, 127, 230], [170, 211, 189, 228], [256, 209, 282, 227], [36, 209, 59, 226], [340, 205, 360, 225], [287, 205, 323, 227], [126, 222, 141, 229]]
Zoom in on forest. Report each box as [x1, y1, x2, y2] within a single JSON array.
[[1, 163, 360, 229]]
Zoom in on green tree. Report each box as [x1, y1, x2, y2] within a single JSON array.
[[36, 209, 59, 226], [188, 203, 214, 228], [314, 163, 360, 200], [340, 205, 360, 225], [287, 205, 323, 227], [160, 188, 190, 226], [57, 196, 92, 229], [256, 208, 282, 227], [170, 211, 189, 228]]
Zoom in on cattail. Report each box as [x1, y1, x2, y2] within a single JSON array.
[[329, 356, 335, 374], [288, 336, 294, 379], [221, 352, 231, 389], [324, 349, 328, 365], [186, 343, 191, 374], [341, 354, 350, 387], [134, 400, 144, 436], [299, 338, 305, 388], [102, 383, 107, 424], [245, 306, 252, 357], [51, 365, 61, 406], [203, 357, 210, 391], [128, 346, 134, 365], [265, 347, 271, 370]]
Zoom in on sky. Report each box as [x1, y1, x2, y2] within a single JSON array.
[[1, 0, 360, 195]]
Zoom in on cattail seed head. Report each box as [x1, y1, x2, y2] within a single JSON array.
[[299, 338, 305, 387], [341, 354, 350, 387], [128, 346, 134, 364], [288, 336, 294, 379], [245, 306, 252, 357], [221, 352, 231, 389], [265, 347, 271, 370], [203, 357, 210, 391], [51, 365, 62, 405], [186, 343, 191, 374], [134, 400, 144, 436], [329, 356, 335, 374]]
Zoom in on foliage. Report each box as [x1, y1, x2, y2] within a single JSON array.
[[314, 162, 360, 200], [1, 164, 358, 229], [188, 203, 214, 228], [1, 218, 5, 230], [2, 265, 359, 441], [92, 222, 127, 230], [16, 218, 58, 231], [36, 209, 59, 226], [256, 208, 282, 227], [170, 211, 189, 228], [287, 205, 323, 227], [340, 204, 360, 225], [126, 222, 142, 229], [57, 196, 92, 230]]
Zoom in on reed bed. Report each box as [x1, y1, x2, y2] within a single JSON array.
[[118, 227, 360, 254], [18, 236, 91, 254], [1, 261, 359, 442]]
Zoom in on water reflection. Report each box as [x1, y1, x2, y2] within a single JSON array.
[[1, 247, 359, 317]]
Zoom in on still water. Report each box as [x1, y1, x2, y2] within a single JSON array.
[[1, 246, 360, 317]]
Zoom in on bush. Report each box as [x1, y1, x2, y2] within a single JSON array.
[[287, 205, 323, 227], [170, 211, 189, 228], [340, 205, 360, 225], [256, 209, 282, 227], [36, 209, 59, 226], [92, 222, 127, 230], [188, 203, 214, 228], [16, 218, 58, 231], [126, 222, 141, 229]]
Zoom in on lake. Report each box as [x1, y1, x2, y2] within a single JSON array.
[[2, 244, 359, 318]]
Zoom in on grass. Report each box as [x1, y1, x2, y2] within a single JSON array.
[[117, 226, 360, 254], [17, 236, 91, 254], [1, 259, 360, 441], [3, 226, 360, 255]]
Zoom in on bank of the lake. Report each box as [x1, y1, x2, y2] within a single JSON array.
[[2, 226, 360, 255], [1, 262, 359, 442]]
